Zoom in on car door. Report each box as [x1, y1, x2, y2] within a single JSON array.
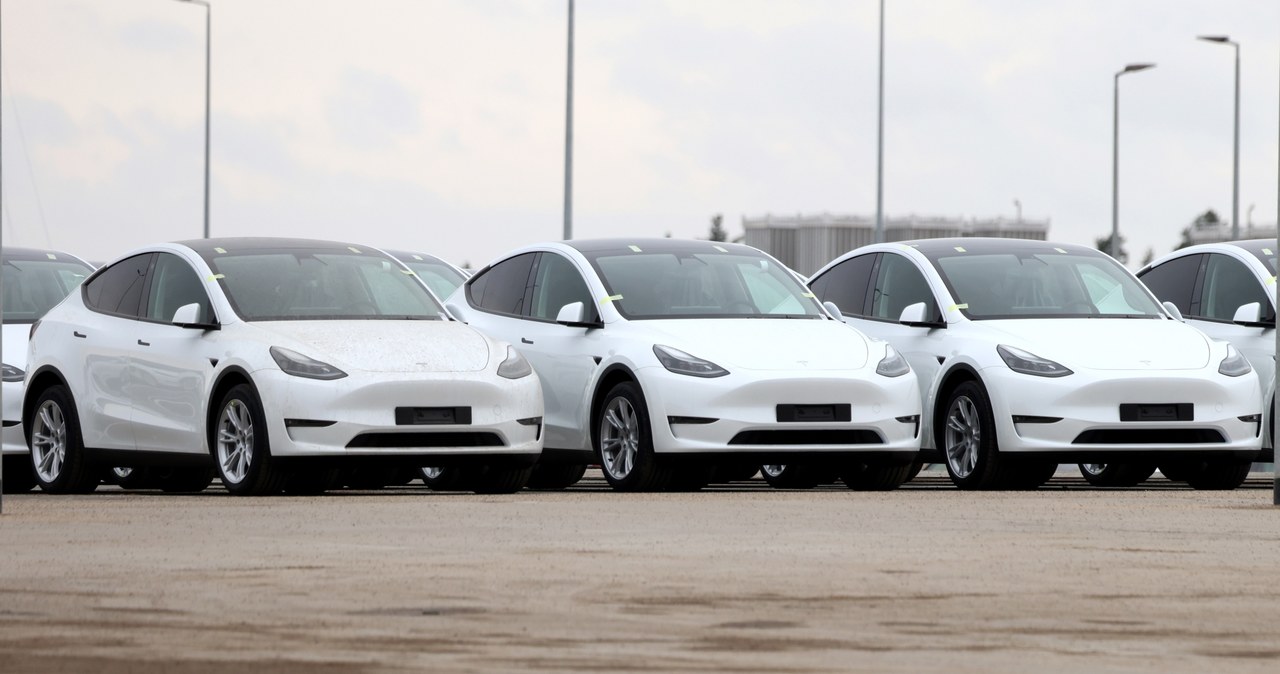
[[517, 252, 604, 451], [1186, 252, 1275, 400], [130, 252, 220, 455], [76, 253, 153, 450]]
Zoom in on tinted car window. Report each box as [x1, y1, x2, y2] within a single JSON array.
[[1, 258, 93, 324], [1137, 254, 1201, 315], [809, 254, 876, 316], [1199, 253, 1271, 322], [468, 253, 536, 316], [870, 253, 938, 321], [529, 253, 594, 321], [146, 253, 214, 324], [84, 253, 153, 318]]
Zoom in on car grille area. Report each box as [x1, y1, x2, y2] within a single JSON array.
[[728, 430, 883, 446], [346, 432, 505, 448]]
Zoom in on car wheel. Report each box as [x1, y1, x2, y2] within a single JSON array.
[[841, 461, 913, 491], [2, 455, 38, 493], [470, 465, 534, 494], [905, 460, 925, 483], [1157, 462, 1192, 482], [1184, 459, 1252, 490], [526, 463, 588, 490], [28, 385, 97, 494], [107, 466, 155, 490], [760, 464, 823, 489], [1005, 459, 1058, 489], [1077, 462, 1156, 487], [596, 382, 669, 491], [158, 467, 215, 493], [419, 466, 470, 491], [940, 381, 1011, 490], [214, 384, 283, 496]]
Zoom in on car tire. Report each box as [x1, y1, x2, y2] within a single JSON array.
[[1077, 462, 1156, 487], [1157, 462, 1193, 482], [470, 465, 534, 494], [419, 466, 470, 491], [2, 455, 38, 493], [709, 462, 759, 483], [760, 464, 824, 489], [106, 466, 159, 490], [28, 385, 97, 494], [526, 463, 588, 490], [595, 382, 669, 492], [905, 460, 925, 483], [1184, 459, 1252, 491], [841, 461, 913, 491], [158, 467, 216, 493], [213, 384, 283, 496], [1005, 459, 1058, 489], [940, 381, 1013, 490]]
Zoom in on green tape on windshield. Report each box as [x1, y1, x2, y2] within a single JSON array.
[[954, 246, 966, 252], [628, 245, 642, 253], [207, 274, 225, 281], [214, 247, 227, 254], [46, 253, 57, 260], [802, 292, 816, 298], [602, 294, 623, 303], [1054, 247, 1067, 254], [348, 246, 362, 253], [713, 245, 727, 252], [948, 303, 968, 311]]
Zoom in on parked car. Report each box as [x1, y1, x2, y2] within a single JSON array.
[[807, 238, 1263, 490], [445, 238, 922, 492], [1136, 239, 1275, 477], [22, 238, 543, 495], [383, 249, 471, 301], [2, 247, 94, 492]]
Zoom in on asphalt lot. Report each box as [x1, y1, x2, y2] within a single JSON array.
[[1, 469, 1278, 673]]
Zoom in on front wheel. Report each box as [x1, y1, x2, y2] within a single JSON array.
[[1078, 462, 1156, 487], [596, 382, 668, 491], [28, 385, 97, 494], [214, 384, 283, 496], [419, 466, 470, 491], [1184, 459, 1252, 490], [940, 381, 1010, 490]]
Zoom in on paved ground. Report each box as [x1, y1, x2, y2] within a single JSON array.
[[0, 470, 1278, 673]]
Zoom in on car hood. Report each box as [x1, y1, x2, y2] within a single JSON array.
[[978, 318, 1211, 371], [637, 318, 870, 371], [3, 324, 30, 369], [256, 320, 492, 373]]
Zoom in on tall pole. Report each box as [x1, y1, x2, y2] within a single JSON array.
[[1274, 40, 1278, 507], [1111, 63, 1155, 262], [874, 0, 885, 243], [563, 0, 574, 241], [1197, 36, 1241, 240], [174, 0, 211, 238]]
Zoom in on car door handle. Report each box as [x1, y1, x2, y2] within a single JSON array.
[[521, 338, 534, 344], [73, 331, 86, 339], [137, 339, 151, 347]]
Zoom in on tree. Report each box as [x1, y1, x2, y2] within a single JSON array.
[[1095, 233, 1128, 264], [1141, 247, 1154, 267], [708, 214, 727, 242], [1176, 209, 1220, 250]]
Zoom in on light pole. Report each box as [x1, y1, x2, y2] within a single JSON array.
[[1197, 35, 1240, 240], [563, 0, 574, 241], [173, 0, 210, 239], [874, 0, 885, 243], [1111, 63, 1155, 261]]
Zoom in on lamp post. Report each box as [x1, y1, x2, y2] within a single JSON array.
[[563, 0, 574, 241], [873, 0, 885, 243], [173, 0, 210, 239], [1197, 35, 1240, 240], [1111, 63, 1155, 261]]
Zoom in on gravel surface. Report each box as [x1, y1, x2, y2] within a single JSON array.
[[1, 472, 1277, 673]]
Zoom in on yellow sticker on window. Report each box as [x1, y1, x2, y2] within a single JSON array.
[[602, 294, 623, 303], [46, 253, 57, 260], [1269, 276, 1276, 286], [713, 245, 727, 252], [412, 254, 423, 260], [401, 269, 415, 275], [214, 247, 227, 254], [628, 245, 642, 253], [1264, 248, 1274, 256], [802, 292, 816, 298], [207, 274, 225, 281], [1054, 247, 1067, 254], [954, 246, 966, 253], [348, 246, 362, 254], [947, 303, 969, 311]]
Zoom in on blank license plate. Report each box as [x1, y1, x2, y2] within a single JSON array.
[[1119, 404, 1192, 422], [776, 404, 852, 423], [395, 407, 472, 425]]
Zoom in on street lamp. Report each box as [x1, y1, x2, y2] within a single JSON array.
[[874, 0, 885, 244], [563, 0, 574, 241], [1197, 35, 1240, 240], [173, 0, 211, 239], [1111, 62, 1155, 262]]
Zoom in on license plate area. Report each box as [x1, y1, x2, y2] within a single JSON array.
[[776, 404, 851, 423], [1119, 403, 1192, 422], [395, 407, 472, 425]]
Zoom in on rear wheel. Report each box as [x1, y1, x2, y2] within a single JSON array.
[[471, 465, 534, 494], [596, 382, 668, 491], [107, 466, 157, 490], [214, 384, 283, 496], [526, 463, 588, 490], [760, 464, 826, 489], [28, 386, 97, 494], [1184, 459, 1252, 490], [419, 466, 470, 491], [841, 462, 913, 491], [1077, 462, 1156, 487]]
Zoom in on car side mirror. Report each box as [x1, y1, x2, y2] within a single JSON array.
[[1162, 301, 1184, 322], [171, 303, 217, 330], [899, 301, 944, 328], [823, 301, 844, 320], [556, 301, 602, 329], [1231, 301, 1269, 327]]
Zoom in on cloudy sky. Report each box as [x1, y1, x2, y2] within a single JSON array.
[[1, 0, 1277, 268]]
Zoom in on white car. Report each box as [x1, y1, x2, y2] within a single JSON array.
[[807, 238, 1263, 490], [2, 247, 94, 493], [445, 238, 922, 492], [22, 238, 543, 496], [384, 249, 471, 302], [1138, 239, 1275, 470]]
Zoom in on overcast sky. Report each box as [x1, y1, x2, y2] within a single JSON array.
[[2, 0, 1278, 268]]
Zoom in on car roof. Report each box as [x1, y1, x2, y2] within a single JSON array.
[[562, 238, 760, 256], [1, 246, 93, 265], [897, 237, 1099, 258], [173, 237, 376, 255]]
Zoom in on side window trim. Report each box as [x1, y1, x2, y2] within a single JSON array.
[[139, 253, 217, 326], [466, 253, 537, 320], [526, 252, 598, 325], [1187, 254, 1208, 317], [81, 252, 155, 321]]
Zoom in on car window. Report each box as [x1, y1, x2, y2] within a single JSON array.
[[1, 258, 93, 324], [529, 253, 595, 321], [403, 259, 466, 300], [869, 253, 938, 321], [1137, 254, 1201, 315], [145, 253, 215, 324], [1078, 264, 1150, 314], [808, 254, 876, 316], [1199, 253, 1271, 322], [468, 253, 536, 317], [738, 261, 808, 314], [83, 253, 153, 318]]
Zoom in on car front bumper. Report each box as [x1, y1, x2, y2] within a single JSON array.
[[2, 380, 24, 456]]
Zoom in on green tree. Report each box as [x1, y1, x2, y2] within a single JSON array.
[[709, 214, 727, 242], [1095, 233, 1128, 264], [1176, 209, 1220, 250]]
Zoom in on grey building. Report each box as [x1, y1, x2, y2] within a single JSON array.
[[1184, 219, 1278, 246], [742, 213, 1050, 276]]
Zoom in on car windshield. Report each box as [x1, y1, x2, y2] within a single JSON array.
[[2, 258, 94, 324], [928, 248, 1164, 320], [586, 248, 824, 320], [203, 248, 445, 321], [398, 255, 467, 300], [1236, 241, 1278, 275]]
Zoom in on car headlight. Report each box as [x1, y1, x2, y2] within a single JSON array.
[[1218, 344, 1252, 377], [653, 345, 728, 378], [1, 363, 24, 383], [997, 345, 1072, 378], [269, 346, 347, 380], [497, 346, 533, 379], [875, 344, 910, 378]]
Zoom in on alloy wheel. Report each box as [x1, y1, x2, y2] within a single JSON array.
[[761, 465, 787, 478], [1081, 463, 1106, 476], [217, 399, 254, 484], [31, 400, 68, 483], [944, 396, 981, 479], [600, 396, 640, 480]]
